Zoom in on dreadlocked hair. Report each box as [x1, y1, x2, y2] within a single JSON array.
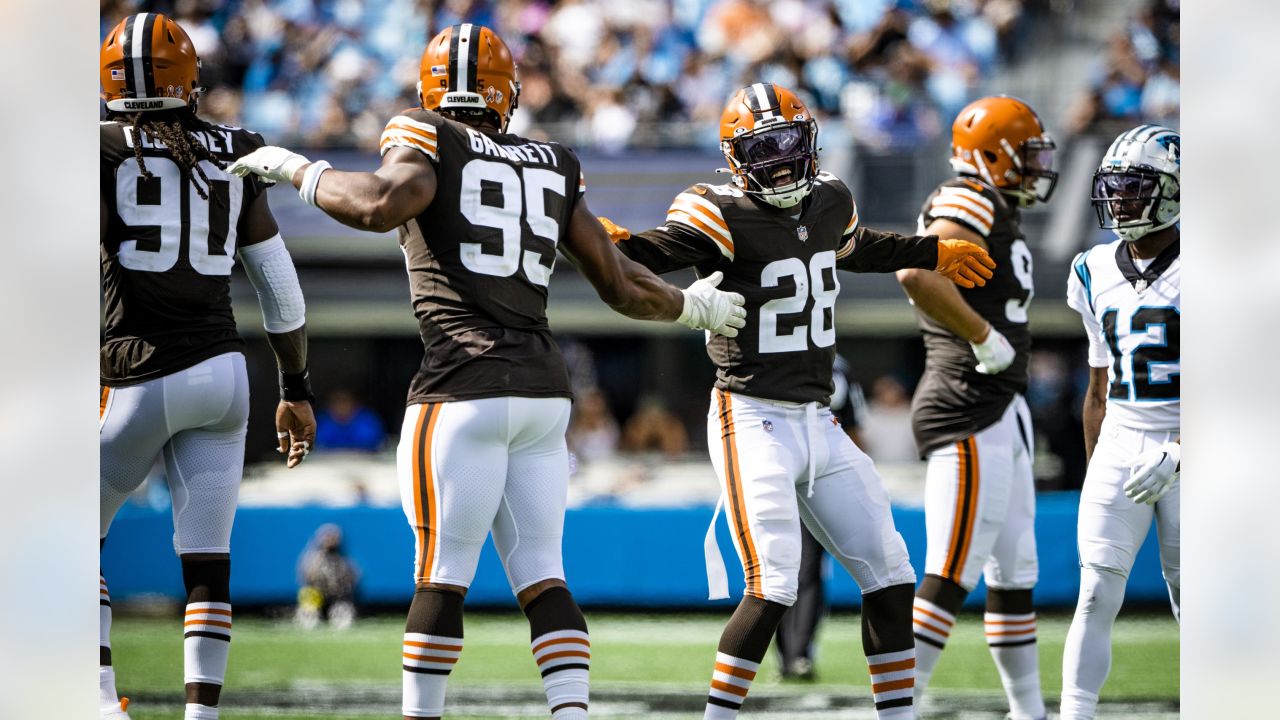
[[123, 108, 226, 200]]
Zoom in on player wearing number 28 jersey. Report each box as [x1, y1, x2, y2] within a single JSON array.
[[897, 96, 1057, 720], [229, 23, 745, 720], [99, 13, 316, 720], [600, 83, 995, 720], [1060, 126, 1181, 720]]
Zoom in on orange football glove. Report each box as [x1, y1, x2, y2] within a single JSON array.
[[597, 216, 631, 242], [935, 239, 996, 288]]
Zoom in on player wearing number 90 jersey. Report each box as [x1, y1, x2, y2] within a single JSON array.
[[228, 23, 746, 720], [601, 83, 996, 720], [896, 96, 1057, 720], [99, 13, 316, 720], [1060, 126, 1180, 720]]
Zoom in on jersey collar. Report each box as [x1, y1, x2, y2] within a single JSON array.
[[1116, 238, 1180, 292]]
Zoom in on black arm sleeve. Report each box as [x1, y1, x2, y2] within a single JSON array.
[[837, 227, 940, 273], [613, 223, 724, 275]]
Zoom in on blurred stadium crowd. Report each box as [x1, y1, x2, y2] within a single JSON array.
[[100, 0, 1127, 151], [1065, 0, 1179, 134]]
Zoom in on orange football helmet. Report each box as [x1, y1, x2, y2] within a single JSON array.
[[419, 23, 520, 131], [720, 83, 819, 208], [950, 96, 1057, 206], [101, 13, 201, 113]]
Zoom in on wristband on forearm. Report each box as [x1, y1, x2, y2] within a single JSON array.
[[280, 367, 315, 404]]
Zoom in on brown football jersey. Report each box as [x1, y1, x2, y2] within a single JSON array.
[[617, 172, 939, 405], [909, 176, 1035, 455], [100, 118, 269, 386], [379, 108, 585, 404]]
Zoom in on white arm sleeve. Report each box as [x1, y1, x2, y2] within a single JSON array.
[[238, 235, 306, 333], [1065, 259, 1110, 368]]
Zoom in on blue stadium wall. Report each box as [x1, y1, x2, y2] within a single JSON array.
[[102, 492, 1170, 610]]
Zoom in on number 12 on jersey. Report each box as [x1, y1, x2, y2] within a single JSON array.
[[1101, 305, 1180, 401]]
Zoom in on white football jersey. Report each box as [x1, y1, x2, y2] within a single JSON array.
[[1066, 238, 1180, 431]]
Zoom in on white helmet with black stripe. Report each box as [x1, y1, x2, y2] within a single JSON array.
[[1092, 125, 1180, 242]]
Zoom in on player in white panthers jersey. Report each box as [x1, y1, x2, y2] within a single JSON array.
[[1060, 125, 1180, 720]]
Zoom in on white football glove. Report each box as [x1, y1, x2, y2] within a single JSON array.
[[971, 325, 1016, 374], [1125, 441, 1180, 505], [228, 146, 312, 186], [678, 271, 747, 338]]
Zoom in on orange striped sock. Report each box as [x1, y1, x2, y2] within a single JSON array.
[[704, 652, 758, 719], [986, 612, 1045, 719], [402, 632, 461, 718], [183, 602, 231, 687], [867, 648, 915, 719], [531, 630, 589, 719]]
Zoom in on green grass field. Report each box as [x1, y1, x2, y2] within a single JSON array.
[[111, 610, 1178, 719]]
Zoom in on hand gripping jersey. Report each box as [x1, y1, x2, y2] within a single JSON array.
[[1067, 238, 1180, 431], [617, 172, 939, 405], [379, 108, 585, 404], [909, 177, 1035, 455], [100, 120, 269, 385]]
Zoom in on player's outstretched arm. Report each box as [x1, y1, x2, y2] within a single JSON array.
[[229, 146, 437, 234], [1082, 366, 1109, 462], [562, 201, 746, 336], [840, 226, 995, 288], [238, 185, 316, 468], [897, 219, 1014, 374]]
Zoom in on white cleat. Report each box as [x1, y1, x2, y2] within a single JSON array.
[[101, 697, 132, 719]]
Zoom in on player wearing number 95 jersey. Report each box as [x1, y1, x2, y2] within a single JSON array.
[[599, 83, 995, 720], [896, 96, 1056, 720], [1060, 126, 1181, 720], [229, 23, 745, 720], [99, 13, 316, 720]]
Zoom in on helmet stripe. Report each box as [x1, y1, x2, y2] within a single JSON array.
[[762, 84, 779, 118], [130, 13, 152, 98], [748, 83, 776, 120], [448, 25, 463, 93], [138, 13, 158, 99], [452, 23, 478, 94], [120, 14, 137, 98]]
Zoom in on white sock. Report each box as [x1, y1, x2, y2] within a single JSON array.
[[100, 666, 120, 709], [184, 602, 232, 686], [532, 630, 590, 719], [704, 652, 759, 719], [867, 648, 915, 719], [1061, 568, 1127, 720], [402, 633, 461, 717], [911, 597, 954, 704], [184, 702, 219, 720], [985, 611, 1044, 719]]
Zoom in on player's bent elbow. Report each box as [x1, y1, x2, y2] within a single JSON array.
[[896, 267, 927, 288]]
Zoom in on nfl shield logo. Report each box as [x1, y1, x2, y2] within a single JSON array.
[[796, 225, 809, 242], [762, 419, 774, 433]]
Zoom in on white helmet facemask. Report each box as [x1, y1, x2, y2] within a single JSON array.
[[1091, 125, 1180, 242]]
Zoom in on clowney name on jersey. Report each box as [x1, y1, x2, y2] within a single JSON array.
[[1067, 238, 1180, 431]]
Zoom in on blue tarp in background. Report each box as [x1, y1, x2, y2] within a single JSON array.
[[101, 492, 1171, 610]]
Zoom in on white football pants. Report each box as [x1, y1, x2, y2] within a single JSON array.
[[705, 389, 915, 605], [397, 396, 572, 593], [1075, 417, 1181, 593], [922, 395, 1038, 591], [100, 352, 249, 554]]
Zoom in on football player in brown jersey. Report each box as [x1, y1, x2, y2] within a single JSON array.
[[895, 96, 1056, 720], [229, 23, 745, 720], [99, 13, 316, 720], [598, 83, 995, 720]]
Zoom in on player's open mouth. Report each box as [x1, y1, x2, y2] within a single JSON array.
[[769, 167, 794, 187]]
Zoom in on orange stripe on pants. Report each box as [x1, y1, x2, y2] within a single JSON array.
[[943, 437, 979, 582], [718, 390, 761, 598], [412, 404, 441, 583], [99, 386, 111, 419]]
